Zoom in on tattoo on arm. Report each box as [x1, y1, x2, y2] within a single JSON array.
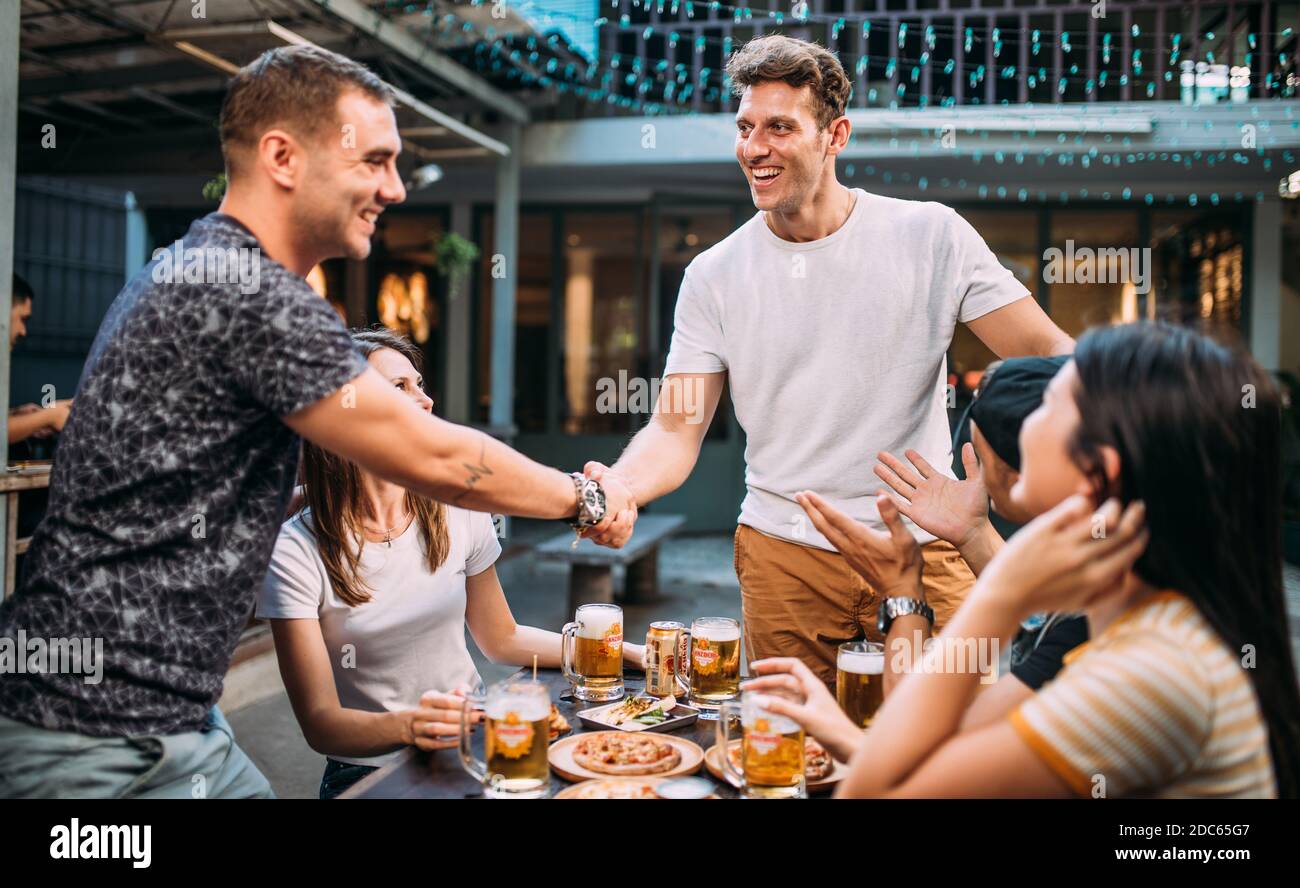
[[451, 439, 492, 504]]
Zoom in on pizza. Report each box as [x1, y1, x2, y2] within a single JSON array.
[[725, 737, 833, 781], [572, 731, 682, 776], [803, 738, 833, 780], [560, 778, 663, 799], [548, 705, 571, 743]]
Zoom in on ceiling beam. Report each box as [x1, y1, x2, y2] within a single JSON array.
[[297, 0, 528, 124]]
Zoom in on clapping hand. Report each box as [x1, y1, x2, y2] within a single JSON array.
[[794, 489, 921, 596], [874, 443, 988, 549]]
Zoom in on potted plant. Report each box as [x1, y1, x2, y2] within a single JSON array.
[[202, 174, 227, 202], [433, 231, 479, 302]]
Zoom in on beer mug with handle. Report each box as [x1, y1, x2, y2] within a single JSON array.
[[459, 677, 551, 798], [677, 616, 741, 711], [836, 641, 885, 729], [718, 687, 807, 799], [561, 603, 624, 702]]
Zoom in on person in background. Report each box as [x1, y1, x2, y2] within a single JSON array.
[[259, 328, 645, 799], [7, 274, 72, 444]]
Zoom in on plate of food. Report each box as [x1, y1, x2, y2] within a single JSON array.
[[576, 694, 699, 733], [548, 704, 571, 743], [553, 776, 719, 799], [548, 730, 704, 782], [704, 737, 842, 793]]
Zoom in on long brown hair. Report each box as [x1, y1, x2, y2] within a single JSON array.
[[1069, 322, 1300, 797], [298, 327, 449, 606]]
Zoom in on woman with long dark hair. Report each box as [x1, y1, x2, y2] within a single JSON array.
[[256, 328, 644, 798], [747, 321, 1299, 797]]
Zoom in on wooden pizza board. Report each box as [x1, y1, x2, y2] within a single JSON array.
[[548, 730, 704, 783]]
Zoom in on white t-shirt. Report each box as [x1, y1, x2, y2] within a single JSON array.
[[256, 506, 501, 766], [664, 189, 1029, 551]]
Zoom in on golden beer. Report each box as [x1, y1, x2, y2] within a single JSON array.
[[562, 603, 624, 702], [460, 679, 551, 798], [574, 635, 621, 678], [687, 617, 741, 708], [836, 642, 885, 728], [485, 709, 551, 790], [719, 689, 807, 799]]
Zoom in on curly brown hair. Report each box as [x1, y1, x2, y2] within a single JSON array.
[[724, 35, 852, 129]]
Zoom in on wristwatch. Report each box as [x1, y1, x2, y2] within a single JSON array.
[[568, 472, 607, 530], [877, 597, 935, 635]]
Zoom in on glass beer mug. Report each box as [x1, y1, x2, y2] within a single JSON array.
[[836, 641, 885, 729], [459, 678, 551, 799], [718, 688, 807, 799], [676, 616, 741, 712], [561, 603, 624, 702]]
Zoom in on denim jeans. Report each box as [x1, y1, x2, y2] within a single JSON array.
[[0, 706, 274, 799], [320, 758, 377, 799]]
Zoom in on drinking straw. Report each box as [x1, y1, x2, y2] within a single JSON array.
[[533, 654, 538, 682]]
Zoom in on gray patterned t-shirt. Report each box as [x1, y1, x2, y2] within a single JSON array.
[[0, 212, 368, 737]]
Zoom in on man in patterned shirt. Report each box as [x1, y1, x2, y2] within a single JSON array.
[[0, 45, 633, 798]]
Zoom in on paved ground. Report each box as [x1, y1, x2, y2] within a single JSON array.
[[224, 524, 1300, 799]]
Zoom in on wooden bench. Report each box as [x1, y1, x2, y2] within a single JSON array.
[[534, 514, 687, 614]]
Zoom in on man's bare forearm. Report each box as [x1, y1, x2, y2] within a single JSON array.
[[412, 420, 577, 519], [610, 415, 703, 506]]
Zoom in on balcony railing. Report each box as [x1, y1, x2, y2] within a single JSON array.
[[597, 0, 1300, 111]]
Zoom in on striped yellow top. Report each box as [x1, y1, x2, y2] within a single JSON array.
[[1009, 591, 1276, 798]]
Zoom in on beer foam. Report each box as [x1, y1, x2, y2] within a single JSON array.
[[693, 620, 740, 643], [837, 649, 884, 675], [576, 605, 622, 639], [485, 696, 550, 722]]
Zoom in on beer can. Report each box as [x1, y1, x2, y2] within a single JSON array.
[[645, 621, 685, 697]]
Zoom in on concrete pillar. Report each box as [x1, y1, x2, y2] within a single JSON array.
[[124, 192, 148, 280], [0, 0, 19, 595], [1249, 197, 1282, 371], [489, 123, 520, 432], [442, 201, 473, 424]]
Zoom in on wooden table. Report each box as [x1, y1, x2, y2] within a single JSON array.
[[0, 462, 51, 600], [342, 667, 741, 799]]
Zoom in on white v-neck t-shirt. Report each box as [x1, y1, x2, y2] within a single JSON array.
[[663, 189, 1030, 551], [257, 506, 501, 766]]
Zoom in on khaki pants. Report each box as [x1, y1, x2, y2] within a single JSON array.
[[734, 524, 976, 686]]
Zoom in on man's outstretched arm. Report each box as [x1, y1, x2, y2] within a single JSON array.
[[583, 371, 725, 547], [964, 296, 1074, 358], [285, 367, 633, 522]]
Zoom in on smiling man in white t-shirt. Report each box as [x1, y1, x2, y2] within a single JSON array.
[[583, 35, 1074, 686]]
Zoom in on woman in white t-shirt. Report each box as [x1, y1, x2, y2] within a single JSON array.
[[257, 328, 643, 798]]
